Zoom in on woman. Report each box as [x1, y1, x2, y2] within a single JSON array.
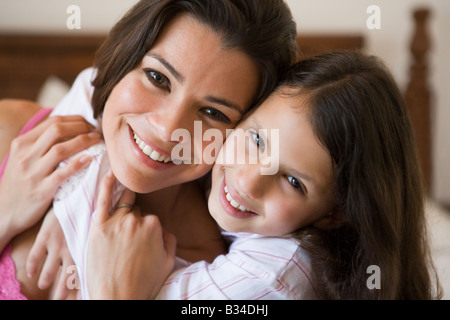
[[0, 0, 298, 299]]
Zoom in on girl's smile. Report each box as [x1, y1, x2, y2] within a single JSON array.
[[219, 178, 258, 219]]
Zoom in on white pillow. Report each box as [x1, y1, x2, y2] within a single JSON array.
[[36, 76, 70, 108]]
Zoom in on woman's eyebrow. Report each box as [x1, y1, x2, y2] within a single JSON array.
[[205, 96, 244, 115], [146, 53, 244, 115], [146, 53, 184, 83]]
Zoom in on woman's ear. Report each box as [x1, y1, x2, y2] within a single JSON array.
[[312, 209, 346, 230]]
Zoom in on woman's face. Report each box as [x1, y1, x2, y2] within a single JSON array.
[[102, 14, 259, 193]]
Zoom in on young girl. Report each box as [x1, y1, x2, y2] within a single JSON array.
[[89, 51, 441, 299]]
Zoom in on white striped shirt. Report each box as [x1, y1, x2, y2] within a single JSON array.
[[51, 68, 123, 299], [157, 233, 316, 300], [53, 146, 124, 299]]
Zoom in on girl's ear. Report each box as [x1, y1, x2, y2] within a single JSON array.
[[312, 209, 346, 230]]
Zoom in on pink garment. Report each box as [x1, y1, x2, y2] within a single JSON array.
[[0, 107, 52, 300], [0, 245, 27, 300]]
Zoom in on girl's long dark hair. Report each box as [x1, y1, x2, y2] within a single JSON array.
[[282, 51, 441, 299]]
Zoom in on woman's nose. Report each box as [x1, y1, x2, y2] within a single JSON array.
[[147, 107, 192, 143]]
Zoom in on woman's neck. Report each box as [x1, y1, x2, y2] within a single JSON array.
[[134, 180, 227, 263], [134, 183, 182, 224]]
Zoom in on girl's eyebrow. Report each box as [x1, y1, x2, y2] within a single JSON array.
[[146, 53, 184, 83], [290, 168, 312, 183], [251, 115, 314, 183]]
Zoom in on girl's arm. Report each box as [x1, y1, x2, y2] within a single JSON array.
[[0, 100, 100, 298], [26, 207, 77, 300], [0, 100, 100, 252], [0, 99, 42, 251]]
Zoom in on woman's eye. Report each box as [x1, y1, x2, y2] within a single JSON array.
[[251, 131, 265, 151], [202, 108, 231, 124], [144, 69, 169, 88], [287, 175, 305, 194]]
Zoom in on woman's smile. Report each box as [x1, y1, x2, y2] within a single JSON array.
[[131, 126, 173, 163], [128, 125, 176, 171]]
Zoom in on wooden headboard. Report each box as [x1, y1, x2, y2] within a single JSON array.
[[0, 35, 104, 100], [0, 34, 364, 102], [296, 34, 364, 60], [0, 9, 432, 189], [405, 8, 432, 191]]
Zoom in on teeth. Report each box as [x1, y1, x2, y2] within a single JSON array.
[[134, 134, 172, 163], [224, 185, 249, 212]]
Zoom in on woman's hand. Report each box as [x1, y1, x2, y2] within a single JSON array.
[[26, 208, 75, 300], [0, 115, 100, 247], [87, 171, 176, 300]]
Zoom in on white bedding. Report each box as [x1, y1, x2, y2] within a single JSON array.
[[426, 200, 450, 299]]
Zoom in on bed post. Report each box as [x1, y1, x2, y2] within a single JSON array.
[[405, 8, 432, 192]]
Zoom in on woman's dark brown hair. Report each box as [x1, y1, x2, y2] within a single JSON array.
[[282, 51, 441, 299], [91, 0, 297, 118]]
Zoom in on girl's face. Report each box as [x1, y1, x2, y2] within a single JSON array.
[[209, 91, 337, 236], [102, 14, 259, 193]]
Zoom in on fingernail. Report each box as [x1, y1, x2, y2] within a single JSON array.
[[79, 155, 93, 163], [88, 132, 101, 139]]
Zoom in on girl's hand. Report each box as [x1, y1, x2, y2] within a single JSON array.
[[26, 208, 75, 300], [87, 171, 176, 300], [0, 115, 100, 245]]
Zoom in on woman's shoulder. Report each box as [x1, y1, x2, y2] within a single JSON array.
[[0, 99, 43, 158]]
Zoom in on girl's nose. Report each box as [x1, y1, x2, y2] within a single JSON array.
[[234, 164, 268, 200]]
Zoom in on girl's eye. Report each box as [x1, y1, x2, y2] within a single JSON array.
[[287, 175, 306, 194], [251, 131, 265, 151], [144, 69, 169, 88], [202, 107, 231, 124]]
